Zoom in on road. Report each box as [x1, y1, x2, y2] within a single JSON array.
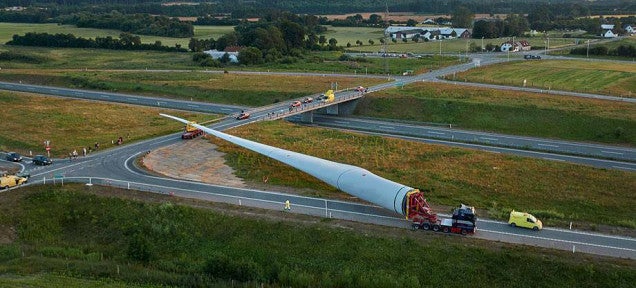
[[1, 55, 635, 259]]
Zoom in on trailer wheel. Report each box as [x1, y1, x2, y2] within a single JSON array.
[[510, 223, 516, 228], [411, 224, 419, 231], [461, 229, 467, 235], [443, 227, 450, 233], [533, 226, 539, 231], [432, 225, 440, 232], [422, 223, 431, 230]]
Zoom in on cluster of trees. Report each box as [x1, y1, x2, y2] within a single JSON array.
[[190, 12, 339, 66], [6, 32, 187, 52], [55, 11, 193, 38], [329, 14, 385, 27], [570, 45, 636, 58], [472, 15, 529, 38]]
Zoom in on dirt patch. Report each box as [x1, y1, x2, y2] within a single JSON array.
[[142, 137, 246, 188]]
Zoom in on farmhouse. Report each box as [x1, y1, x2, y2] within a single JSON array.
[[624, 24, 635, 35], [600, 24, 618, 38], [500, 40, 531, 52], [386, 26, 471, 41]]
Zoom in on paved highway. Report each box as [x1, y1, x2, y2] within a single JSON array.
[[1, 58, 634, 258]]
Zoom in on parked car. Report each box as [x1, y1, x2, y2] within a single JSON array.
[[508, 210, 543, 231], [32, 155, 52, 165], [236, 112, 250, 120], [303, 97, 313, 103], [6, 152, 22, 162], [524, 54, 541, 60], [290, 101, 301, 108]]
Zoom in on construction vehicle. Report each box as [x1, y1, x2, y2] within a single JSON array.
[[1, 173, 28, 189], [181, 122, 204, 139], [407, 189, 476, 235]]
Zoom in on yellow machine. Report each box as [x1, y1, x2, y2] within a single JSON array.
[[0, 174, 27, 189], [324, 89, 335, 102]]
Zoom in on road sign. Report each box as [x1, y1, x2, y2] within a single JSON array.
[[45, 146, 51, 151]]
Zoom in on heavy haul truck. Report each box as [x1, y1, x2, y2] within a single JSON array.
[[407, 190, 476, 235], [181, 122, 204, 139], [162, 114, 477, 235]]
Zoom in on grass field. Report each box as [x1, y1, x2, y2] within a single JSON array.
[[452, 59, 636, 97], [0, 185, 633, 287], [344, 35, 580, 54], [0, 91, 215, 158], [354, 82, 636, 146], [0, 23, 233, 48], [213, 120, 636, 229], [0, 70, 387, 106]]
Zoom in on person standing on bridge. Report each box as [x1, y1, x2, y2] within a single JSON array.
[[284, 200, 291, 211]]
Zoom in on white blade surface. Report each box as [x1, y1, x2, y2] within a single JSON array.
[[160, 114, 412, 215]]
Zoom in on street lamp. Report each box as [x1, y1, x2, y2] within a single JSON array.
[[481, 36, 484, 52], [587, 39, 590, 58]]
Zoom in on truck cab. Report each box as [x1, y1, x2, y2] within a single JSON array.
[[508, 210, 542, 231]]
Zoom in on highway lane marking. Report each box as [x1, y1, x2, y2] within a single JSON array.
[[187, 104, 199, 108], [127, 98, 138, 101], [378, 126, 395, 129], [221, 108, 232, 111], [50, 89, 59, 93], [479, 228, 636, 252], [601, 150, 624, 155], [478, 219, 636, 241], [541, 157, 565, 162], [101, 95, 110, 98], [480, 137, 498, 141], [538, 143, 559, 148], [612, 165, 636, 171], [334, 121, 349, 124], [428, 131, 445, 135]]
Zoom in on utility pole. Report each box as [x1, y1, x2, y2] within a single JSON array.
[[383, 2, 389, 74], [587, 39, 590, 58]]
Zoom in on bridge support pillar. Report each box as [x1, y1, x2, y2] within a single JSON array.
[[299, 110, 314, 123]]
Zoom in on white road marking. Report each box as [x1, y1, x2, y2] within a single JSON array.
[[334, 121, 349, 124], [127, 98, 138, 101], [538, 143, 559, 148], [428, 131, 445, 135], [187, 104, 199, 108], [479, 228, 636, 252], [601, 150, 624, 155], [378, 126, 395, 129], [221, 108, 232, 111], [542, 157, 565, 162], [480, 137, 498, 141]]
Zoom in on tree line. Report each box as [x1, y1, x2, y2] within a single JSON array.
[[55, 11, 194, 38], [570, 45, 636, 58], [6, 32, 187, 52]]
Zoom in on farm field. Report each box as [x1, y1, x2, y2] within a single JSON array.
[[0, 91, 214, 158], [452, 59, 636, 97], [213, 120, 636, 229], [0, 70, 386, 106], [0, 23, 232, 48], [0, 185, 633, 288], [354, 82, 636, 146]]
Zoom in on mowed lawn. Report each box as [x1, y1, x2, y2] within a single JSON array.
[[0, 70, 387, 106], [453, 59, 636, 97], [354, 82, 636, 146], [0, 91, 215, 157], [214, 120, 635, 228]]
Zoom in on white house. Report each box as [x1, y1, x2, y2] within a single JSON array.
[[602, 30, 617, 38], [500, 40, 531, 52], [600, 24, 615, 30], [624, 24, 635, 34], [386, 26, 471, 40], [203, 49, 239, 63]]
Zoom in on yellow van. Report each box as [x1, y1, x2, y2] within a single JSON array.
[[508, 210, 542, 231]]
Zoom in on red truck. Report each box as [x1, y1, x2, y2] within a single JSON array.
[[406, 190, 476, 235]]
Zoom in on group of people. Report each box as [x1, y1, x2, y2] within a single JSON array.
[[68, 142, 101, 161]]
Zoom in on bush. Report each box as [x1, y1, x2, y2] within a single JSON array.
[[203, 252, 262, 282]]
